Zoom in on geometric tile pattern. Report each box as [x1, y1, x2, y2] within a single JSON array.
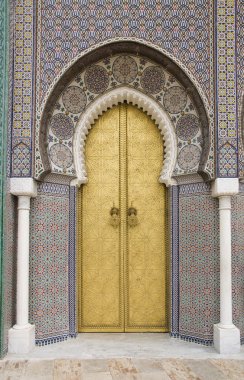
[[44, 54, 205, 178], [9, 1, 219, 179], [237, 0, 244, 177], [178, 183, 220, 344], [11, 0, 241, 177], [36, 0, 213, 108], [169, 186, 180, 338], [237, 1, 244, 102], [232, 193, 244, 342], [0, 0, 9, 358], [29, 183, 70, 345], [11, 142, 31, 177], [218, 142, 238, 177], [68, 186, 77, 338], [6, 1, 14, 178], [11, 0, 35, 177], [215, 0, 238, 177]]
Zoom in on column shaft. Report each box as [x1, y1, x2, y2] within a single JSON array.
[[16, 195, 31, 328], [8, 178, 37, 353], [212, 178, 240, 354], [218, 196, 234, 327]]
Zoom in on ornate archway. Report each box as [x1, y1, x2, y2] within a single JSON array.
[[35, 42, 212, 182], [73, 87, 177, 187], [28, 42, 217, 346]]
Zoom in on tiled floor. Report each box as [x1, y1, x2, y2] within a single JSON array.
[[1, 334, 244, 379]]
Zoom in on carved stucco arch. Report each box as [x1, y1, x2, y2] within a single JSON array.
[[73, 87, 177, 187], [37, 41, 212, 181]]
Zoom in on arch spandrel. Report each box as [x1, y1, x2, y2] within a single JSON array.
[[35, 45, 213, 183]]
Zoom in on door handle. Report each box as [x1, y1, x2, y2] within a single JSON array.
[[110, 206, 120, 227], [128, 204, 139, 227]]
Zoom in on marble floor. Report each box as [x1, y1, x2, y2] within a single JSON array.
[[1, 358, 244, 379], [4, 333, 244, 360], [1, 334, 244, 379]]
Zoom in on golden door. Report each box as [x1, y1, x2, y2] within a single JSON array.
[[77, 104, 167, 332]]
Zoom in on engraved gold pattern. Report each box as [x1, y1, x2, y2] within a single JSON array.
[[78, 107, 123, 332], [77, 104, 167, 332], [126, 105, 167, 331]]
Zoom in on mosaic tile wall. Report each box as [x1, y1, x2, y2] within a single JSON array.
[[215, 0, 239, 177], [68, 186, 77, 338], [34, 1, 215, 181], [178, 183, 220, 344], [37, 0, 213, 108], [2, 189, 17, 355], [237, 0, 244, 177], [236, 0, 244, 100], [44, 54, 206, 179], [237, 0, 244, 102], [29, 183, 70, 345], [232, 191, 244, 342], [11, 0, 35, 177], [6, 1, 14, 179], [0, 0, 9, 358], [10, 0, 242, 178], [169, 186, 179, 338]]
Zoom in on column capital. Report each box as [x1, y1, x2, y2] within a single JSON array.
[[70, 177, 88, 187], [211, 178, 239, 198], [159, 176, 177, 187], [10, 178, 37, 198]]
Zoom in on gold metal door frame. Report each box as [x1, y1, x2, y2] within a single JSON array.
[[77, 104, 168, 332]]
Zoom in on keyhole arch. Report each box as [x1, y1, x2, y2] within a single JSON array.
[[73, 87, 177, 187]]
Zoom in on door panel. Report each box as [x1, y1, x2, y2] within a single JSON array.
[[78, 104, 168, 332], [126, 105, 167, 331], [78, 107, 123, 331]]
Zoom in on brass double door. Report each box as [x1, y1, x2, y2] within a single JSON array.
[[78, 104, 167, 332]]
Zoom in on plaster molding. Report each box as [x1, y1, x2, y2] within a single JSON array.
[[10, 178, 37, 198], [73, 87, 177, 187], [211, 178, 239, 198]]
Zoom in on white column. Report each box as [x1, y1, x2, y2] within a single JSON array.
[[212, 178, 240, 354], [8, 178, 37, 354], [16, 196, 31, 327], [219, 195, 233, 328]]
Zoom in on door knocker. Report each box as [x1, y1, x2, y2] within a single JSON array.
[[110, 205, 120, 227], [128, 203, 139, 227]]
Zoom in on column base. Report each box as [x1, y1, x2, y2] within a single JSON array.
[[8, 324, 35, 354], [214, 323, 240, 354]]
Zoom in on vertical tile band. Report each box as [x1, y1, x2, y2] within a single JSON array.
[[69, 186, 77, 337], [170, 185, 179, 337]]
